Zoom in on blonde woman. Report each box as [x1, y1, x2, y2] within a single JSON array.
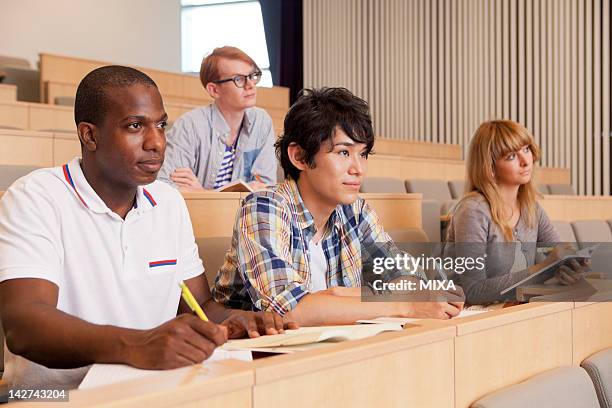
[[445, 120, 587, 304]]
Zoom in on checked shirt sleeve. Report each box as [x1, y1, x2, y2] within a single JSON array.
[[236, 194, 308, 314]]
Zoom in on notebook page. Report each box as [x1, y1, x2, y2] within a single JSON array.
[[79, 349, 252, 390]]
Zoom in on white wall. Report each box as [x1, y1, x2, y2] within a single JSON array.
[[0, 0, 182, 72]]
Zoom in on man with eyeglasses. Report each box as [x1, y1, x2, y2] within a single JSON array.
[[159, 46, 276, 190]]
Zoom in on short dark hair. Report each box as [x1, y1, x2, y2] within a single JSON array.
[[276, 87, 375, 181], [74, 65, 157, 126]]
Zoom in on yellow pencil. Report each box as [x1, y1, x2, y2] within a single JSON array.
[[179, 281, 209, 321]]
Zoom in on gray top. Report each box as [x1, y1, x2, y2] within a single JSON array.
[[158, 103, 277, 189], [445, 194, 561, 304]]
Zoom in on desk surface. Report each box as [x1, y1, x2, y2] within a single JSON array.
[[14, 360, 254, 408], [6, 302, 610, 408]]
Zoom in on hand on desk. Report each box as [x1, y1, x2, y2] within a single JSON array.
[[126, 313, 227, 370], [319, 284, 466, 319], [405, 301, 463, 319], [221, 310, 299, 339], [406, 285, 465, 319], [171, 168, 204, 190]]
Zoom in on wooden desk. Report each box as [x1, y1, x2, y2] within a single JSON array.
[[374, 137, 462, 160], [3, 302, 610, 407], [368, 154, 466, 180], [182, 191, 242, 238], [53, 131, 80, 165], [252, 323, 456, 408], [0, 101, 28, 130], [39, 53, 289, 114], [0, 101, 74, 133], [0, 84, 17, 102], [182, 191, 423, 238], [28, 103, 73, 132], [429, 302, 574, 408], [572, 302, 612, 364], [14, 360, 253, 408], [0, 129, 54, 167], [363, 193, 422, 229], [539, 194, 612, 221], [517, 278, 612, 302], [0, 129, 80, 167], [367, 154, 569, 185]]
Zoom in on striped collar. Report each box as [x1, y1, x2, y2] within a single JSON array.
[[61, 158, 157, 214]]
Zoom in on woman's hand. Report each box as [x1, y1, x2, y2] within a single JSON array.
[[555, 258, 591, 285]]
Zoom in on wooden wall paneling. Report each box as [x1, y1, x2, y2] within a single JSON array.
[[533, 0, 541, 149], [518, 0, 526, 124], [577, 0, 586, 194], [594, 0, 602, 194], [526, 0, 533, 136], [585, 0, 594, 194], [603, 0, 611, 195]]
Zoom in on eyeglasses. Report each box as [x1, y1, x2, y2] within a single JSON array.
[[213, 71, 262, 88]]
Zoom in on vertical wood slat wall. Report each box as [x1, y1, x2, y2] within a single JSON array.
[[303, 0, 612, 195]]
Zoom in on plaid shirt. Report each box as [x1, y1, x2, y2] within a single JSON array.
[[212, 179, 423, 314]]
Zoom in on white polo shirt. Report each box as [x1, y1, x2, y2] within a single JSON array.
[[0, 158, 204, 389]]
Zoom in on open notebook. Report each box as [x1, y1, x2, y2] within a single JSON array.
[[214, 179, 253, 192], [222, 323, 403, 350], [79, 349, 252, 390]]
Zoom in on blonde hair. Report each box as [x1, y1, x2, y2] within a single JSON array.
[[464, 120, 541, 241]]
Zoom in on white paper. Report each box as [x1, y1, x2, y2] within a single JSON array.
[[78, 348, 252, 390], [223, 323, 403, 350], [356, 308, 489, 326]]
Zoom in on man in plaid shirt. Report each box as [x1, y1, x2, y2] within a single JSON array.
[[213, 87, 464, 326]]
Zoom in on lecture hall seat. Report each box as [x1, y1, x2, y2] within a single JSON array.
[[54, 96, 76, 107], [550, 220, 577, 242], [581, 348, 612, 408], [471, 367, 600, 408], [360, 177, 442, 243], [0, 55, 39, 102], [447, 179, 466, 200], [404, 178, 457, 215], [571, 220, 612, 273], [571, 220, 612, 243], [360, 177, 405, 194], [537, 184, 550, 194], [0, 165, 41, 190], [547, 183, 577, 195]]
